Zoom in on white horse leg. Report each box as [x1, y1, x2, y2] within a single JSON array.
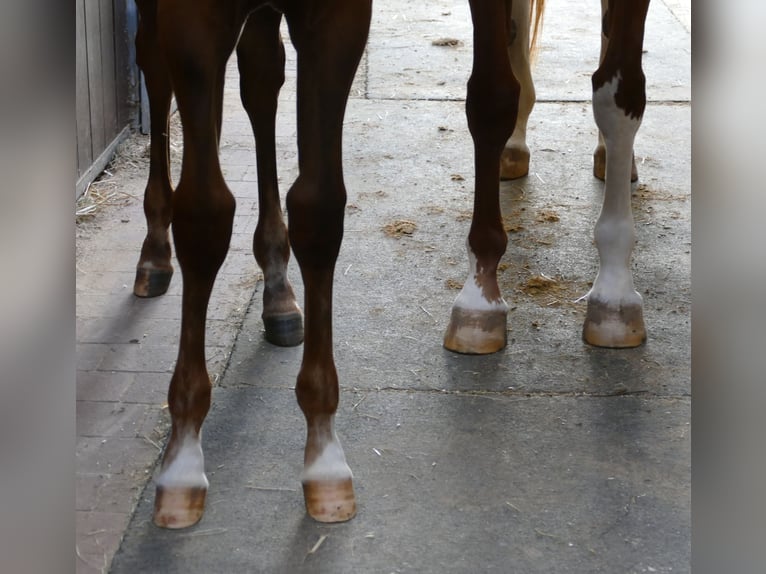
[[593, 0, 638, 182]]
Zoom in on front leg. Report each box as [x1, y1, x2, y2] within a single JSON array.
[[583, 0, 650, 348], [284, 0, 371, 522], [444, 0, 518, 354], [592, 0, 639, 183]]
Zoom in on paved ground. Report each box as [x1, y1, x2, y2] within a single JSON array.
[[75, 0, 690, 572]]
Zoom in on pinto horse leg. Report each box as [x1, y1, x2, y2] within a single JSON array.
[[593, 0, 638, 183], [500, 0, 535, 181], [444, 0, 518, 355], [151, 1, 244, 528], [133, 0, 174, 297], [583, 0, 650, 348], [237, 9, 303, 347], [282, 0, 371, 522]]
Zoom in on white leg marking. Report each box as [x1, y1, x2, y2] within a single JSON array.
[[451, 243, 508, 313], [590, 73, 642, 310], [156, 431, 208, 489], [301, 417, 352, 483]]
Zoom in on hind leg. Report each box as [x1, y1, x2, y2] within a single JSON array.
[[133, 0, 174, 297], [237, 9, 303, 347], [500, 0, 535, 180]]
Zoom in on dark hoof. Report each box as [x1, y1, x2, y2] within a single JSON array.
[[134, 267, 173, 298], [263, 312, 304, 347]]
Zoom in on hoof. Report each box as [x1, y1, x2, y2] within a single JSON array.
[[443, 307, 507, 354], [153, 485, 206, 529], [593, 147, 638, 182], [263, 312, 304, 347], [500, 146, 530, 180], [302, 478, 356, 523], [134, 267, 173, 298], [582, 299, 646, 348]]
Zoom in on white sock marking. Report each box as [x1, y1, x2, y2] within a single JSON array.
[[451, 244, 507, 312], [301, 419, 352, 483], [590, 73, 643, 308], [156, 431, 208, 489]]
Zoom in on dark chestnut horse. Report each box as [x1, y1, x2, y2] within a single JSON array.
[[131, 0, 650, 528]]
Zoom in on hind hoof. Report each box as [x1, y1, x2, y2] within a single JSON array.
[[263, 312, 304, 347], [134, 267, 173, 298], [500, 146, 530, 180], [593, 147, 638, 182]]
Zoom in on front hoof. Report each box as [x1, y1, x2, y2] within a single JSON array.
[[263, 312, 304, 347], [443, 307, 507, 354], [134, 267, 173, 298], [500, 146, 530, 180], [303, 478, 356, 523], [153, 485, 206, 529], [582, 299, 646, 348]]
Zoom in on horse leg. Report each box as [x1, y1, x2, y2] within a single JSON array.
[[583, 0, 650, 347], [444, 0, 518, 354], [133, 0, 174, 297], [500, 0, 535, 181], [152, 1, 244, 528], [593, 0, 638, 182], [237, 8, 303, 347], [282, 0, 371, 522]]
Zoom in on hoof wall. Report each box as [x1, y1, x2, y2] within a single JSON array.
[[134, 267, 173, 298], [263, 312, 304, 347], [593, 149, 638, 182], [443, 307, 507, 355], [582, 300, 646, 348], [153, 485, 206, 529], [500, 147, 530, 180], [303, 478, 356, 523]]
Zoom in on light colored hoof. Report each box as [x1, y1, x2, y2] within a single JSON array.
[[582, 299, 646, 348], [593, 147, 638, 182], [134, 266, 173, 298], [443, 307, 507, 354], [153, 485, 206, 529], [500, 146, 530, 180], [302, 478, 357, 523]]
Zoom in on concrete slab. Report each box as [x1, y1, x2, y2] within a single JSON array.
[[368, 0, 690, 102], [112, 388, 689, 574]]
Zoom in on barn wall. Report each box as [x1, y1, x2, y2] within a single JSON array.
[[76, 0, 140, 199]]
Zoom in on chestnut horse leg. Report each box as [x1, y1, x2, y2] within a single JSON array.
[[583, 0, 650, 347], [444, 0, 519, 354], [237, 8, 303, 347], [151, 1, 245, 528], [500, 0, 535, 181], [133, 0, 174, 297], [282, 0, 371, 522], [593, 0, 638, 182]]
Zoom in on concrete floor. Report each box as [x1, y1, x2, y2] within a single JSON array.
[[77, 0, 690, 572]]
